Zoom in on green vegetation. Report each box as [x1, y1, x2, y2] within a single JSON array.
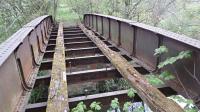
[[158, 50, 192, 69], [97, 78, 131, 93], [145, 75, 164, 86], [159, 71, 175, 81], [123, 102, 132, 112], [72, 101, 102, 112], [71, 102, 87, 112], [66, 0, 200, 39], [169, 95, 198, 112], [37, 70, 49, 76], [28, 84, 48, 103], [127, 88, 136, 98], [154, 45, 168, 56], [56, 0, 79, 22], [69, 46, 195, 112], [71, 90, 144, 112], [0, 0, 56, 43], [139, 46, 192, 93], [1, 0, 199, 111], [1, 0, 200, 44], [154, 46, 192, 81], [111, 98, 120, 109], [89, 102, 101, 112]]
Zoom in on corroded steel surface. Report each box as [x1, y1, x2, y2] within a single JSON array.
[[0, 15, 53, 112], [84, 13, 200, 107], [18, 23, 179, 112], [80, 24, 184, 112], [0, 15, 51, 66], [1, 13, 200, 112]]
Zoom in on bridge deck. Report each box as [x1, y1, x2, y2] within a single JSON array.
[[22, 23, 182, 112], [0, 14, 200, 112]]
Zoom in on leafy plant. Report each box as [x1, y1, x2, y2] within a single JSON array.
[[153, 46, 192, 81], [110, 98, 120, 109], [169, 95, 198, 112], [154, 45, 168, 56], [145, 75, 164, 86], [123, 102, 132, 112], [89, 101, 101, 112], [159, 71, 175, 80], [127, 88, 137, 98], [158, 50, 192, 69], [71, 102, 87, 112]]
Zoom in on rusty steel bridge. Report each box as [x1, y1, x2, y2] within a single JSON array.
[[0, 14, 200, 112]]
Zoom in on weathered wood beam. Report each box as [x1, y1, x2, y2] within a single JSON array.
[[79, 24, 184, 112], [46, 23, 69, 112]]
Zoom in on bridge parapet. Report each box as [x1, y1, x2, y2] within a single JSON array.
[[84, 13, 200, 107], [0, 15, 53, 112]]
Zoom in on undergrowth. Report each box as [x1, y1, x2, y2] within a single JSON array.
[[28, 84, 48, 103]]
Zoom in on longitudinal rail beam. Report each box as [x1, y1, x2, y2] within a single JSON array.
[[46, 23, 69, 112], [79, 24, 184, 112]]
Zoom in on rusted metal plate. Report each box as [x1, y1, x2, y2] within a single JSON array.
[[0, 28, 32, 66], [162, 37, 200, 98], [24, 15, 50, 27], [29, 31, 40, 62], [97, 16, 102, 34], [0, 15, 53, 112], [0, 54, 22, 112], [135, 27, 158, 69], [85, 13, 200, 50], [16, 37, 34, 81], [84, 15, 88, 26], [0, 15, 51, 66], [110, 19, 119, 44], [102, 17, 109, 39], [93, 15, 97, 31], [89, 16, 92, 27], [80, 24, 184, 111], [120, 22, 134, 54], [84, 14, 200, 107]]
